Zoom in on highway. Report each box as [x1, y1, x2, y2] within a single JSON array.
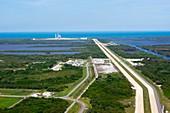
[[93, 39, 144, 113], [93, 39, 162, 113]]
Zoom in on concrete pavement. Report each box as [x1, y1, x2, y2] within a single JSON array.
[[93, 39, 144, 113], [94, 39, 162, 113]]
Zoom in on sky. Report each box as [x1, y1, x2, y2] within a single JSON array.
[[0, 0, 170, 32]]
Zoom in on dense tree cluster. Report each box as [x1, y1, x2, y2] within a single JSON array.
[[142, 45, 170, 57], [0, 59, 83, 91], [0, 39, 106, 92], [0, 98, 69, 113], [108, 44, 170, 99], [108, 45, 156, 58], [137, 59, 170, 98], [83, 73, 133, 113]]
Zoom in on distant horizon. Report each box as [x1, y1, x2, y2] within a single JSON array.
[[1, 31, 170, 39], [1, 31, 170, 33]]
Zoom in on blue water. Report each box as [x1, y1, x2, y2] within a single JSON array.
[[0, 44, 82, 55], [0, 31, 170, 59], [0, 51, 80, 55], [0, 44, 82, 51], [129, 45, 170, 60], [0, 31, 170, 38]]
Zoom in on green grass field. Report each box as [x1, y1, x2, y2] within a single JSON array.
[[68, 102, 81, 113], [0, 97, 21, 109], [0, 89, 33, 96]]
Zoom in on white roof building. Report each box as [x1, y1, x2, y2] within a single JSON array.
[[42, 92, 54, 98], [30, 93, 41, 98]]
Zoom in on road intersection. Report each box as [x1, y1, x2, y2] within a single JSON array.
[[0, 39, 163, 113]]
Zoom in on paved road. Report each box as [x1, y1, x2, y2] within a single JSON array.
[[90, 56, 99, 79], [0, 88, 39, 91], [93, 39, 144, 113], [0, 95, 26, 98], [94, 39, 162, 113], [0, 63, 90, 113], [0, 92, 34, 108], [63, 59, 99, 113], [0, 95, 25, 108], [65, 63, 89, 97], [8, 98, 25, 108], [58, 97, 86, 113], [63, 62, 90, 113]]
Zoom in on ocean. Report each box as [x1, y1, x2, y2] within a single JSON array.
[[0, 31, 170, 39]]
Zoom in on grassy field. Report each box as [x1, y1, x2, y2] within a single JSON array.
[[0, 89, 33, 96], [120, 97, 135, 113], [0, 97, 21, 109], [68, 102, 81, 113], [80, 97, 91, 108], [0, 98, 69, 113]]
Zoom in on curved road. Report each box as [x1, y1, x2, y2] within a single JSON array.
[[0, 63, 89, 113], [94, 39, 162, 113], [63, 62, 90, 113], [58, 97, 86, 113], [63, 60, 99, 113]]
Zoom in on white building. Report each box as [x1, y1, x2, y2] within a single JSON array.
[[125, 58, 144, 66], [30, 93, 41, 98], [42, 92, 54, 98], [51, 63, 63, 71], [66, 59, 86, 67]]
